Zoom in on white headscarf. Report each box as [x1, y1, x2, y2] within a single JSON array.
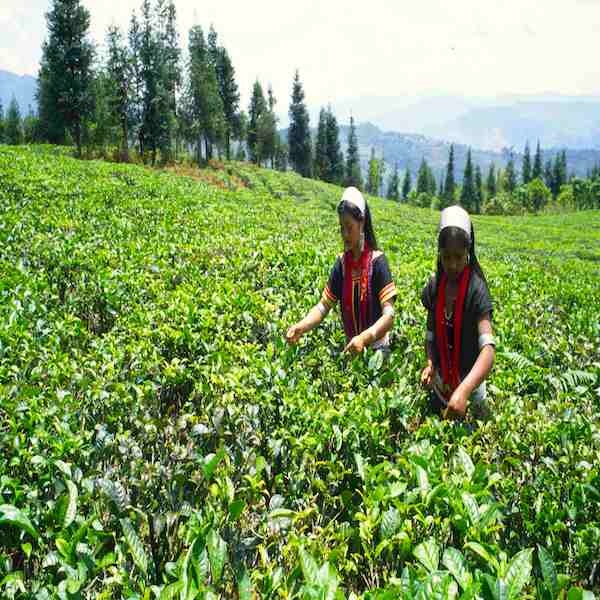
[[439, 205, 471, 241], [340, 186, 366, 217]]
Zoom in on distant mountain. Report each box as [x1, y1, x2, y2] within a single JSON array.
[[282, 121, 600, 183], [0, 70, 37, 114], [300, 94, 600, 153], [432, 101, 600, 151]]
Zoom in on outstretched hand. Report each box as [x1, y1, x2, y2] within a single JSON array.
[[286, 323, 303, 344], [444, 385, 468, 419], [343, 334, 366, 354]]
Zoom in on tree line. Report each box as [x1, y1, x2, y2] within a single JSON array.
[[382, 141, 600, 213], [1, 0, 599, 213]]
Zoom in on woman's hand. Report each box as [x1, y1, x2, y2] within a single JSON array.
[[286, 323, 304, 344], [421, 362, 434, 388], [343, 332, 368, 354], [445, 384, 469, 419]]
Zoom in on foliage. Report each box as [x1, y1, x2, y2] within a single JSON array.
[[0, 145, 599, 598], [288, 69, 312, 177]]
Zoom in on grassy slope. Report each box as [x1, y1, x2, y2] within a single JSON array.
[[1, 145, 599, 597]]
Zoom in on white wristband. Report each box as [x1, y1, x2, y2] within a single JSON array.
[[316, 301, 328, 317], [383, 304, 395, 318], [478, 333, 496, 349]]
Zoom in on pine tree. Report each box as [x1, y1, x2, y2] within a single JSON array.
[[5, 97, 23, 145], [531, 140, 544, 179], [474, 164, 483, 214], [22, 106, 40, 143], [86, 72, 116, 156], [128, 11, 145, 156], [274, 140, 288, 171], [215, 45, 239, 160], [460, 148, 475, 211], [37, 0, 95, 154], [486, 163, 497, 199], [386, 162, 400, 201], [106, 25, 132, 161], [560, 150, 568, 185], [416, 157, 431, 195], [0, 99, 5, 143], [313, 108, 328, 180], [505, 153, 517, 193], [551, 151, 567, 197], [288, 70, 312, 177], [325, 108, 344, 184], [443, 144, 455, 208], [345, 115, 362, 189], [366, 148, 380, 196], [401, 167, 411, 201], [532, 140, 543, 180], [522, 141, 531, 185], [256, 84, 278, 167], [544, 159, 553, 192], [247, 80, 266, 164], [158, 0, 180, 161], [184, 25, 224, 165], [426, 163, 437, 196]]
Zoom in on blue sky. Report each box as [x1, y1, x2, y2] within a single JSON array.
[[2, 0, 600, 109]]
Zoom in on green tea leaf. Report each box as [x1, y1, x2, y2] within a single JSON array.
[[380, 507, 401, 539], [203, 448, 225, 482], [299, 547, 319, 583], [120, 517, 148, 576], [416, 465, 430, 497], [442, 547, 472, 591], [413, 537, 439, 573], [229, 499, 246, 522], [238, 568, 253, 600], [456, 447, 475, 479], [0, 504, 40, 541], [462, 492, 480, 526], [537, 545, 558, 598], [63, 480, 78, 529], [505, 548, 533, 600], [207, 529, 227, 584]]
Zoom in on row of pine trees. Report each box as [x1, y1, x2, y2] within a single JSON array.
[[1, 0, 599, 213], [382, 142, 583, 214]]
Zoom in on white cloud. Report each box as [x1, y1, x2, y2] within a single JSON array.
[[2, 0, 600, 107]]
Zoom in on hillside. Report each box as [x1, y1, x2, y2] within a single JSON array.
[[1, 145, 599, 597], [0, 70, 37, 114]]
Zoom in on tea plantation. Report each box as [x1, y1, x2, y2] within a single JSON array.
[[1, 145, 599, 598]]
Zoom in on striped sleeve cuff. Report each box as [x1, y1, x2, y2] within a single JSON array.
[[379, 282, 397, 304], [321, 285, 337, 309]]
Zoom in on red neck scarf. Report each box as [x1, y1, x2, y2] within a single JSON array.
[[435, 266, 471, 391], [342, 243, 371, 341]]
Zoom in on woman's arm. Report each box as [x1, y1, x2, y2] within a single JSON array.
[[446, 313, 496, 416], [421, 311, 435, 387], [343, 299, 395, 353], [286, 302, 330, 344]]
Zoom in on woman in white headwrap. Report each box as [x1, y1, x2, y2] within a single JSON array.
[[286, 187, 397, 354], [420, 205, 496, 419]]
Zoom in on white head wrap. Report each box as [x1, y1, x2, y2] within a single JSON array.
[[439, 205, 471, 241], [340, 186, 366, 217]]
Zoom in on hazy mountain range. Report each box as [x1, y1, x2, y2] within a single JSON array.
[[0, 70, 37, 115], [2, 69, 600, 179], [334, 122, 600, 183], [307, 93, 600, 152]]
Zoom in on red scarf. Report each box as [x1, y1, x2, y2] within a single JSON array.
[[435, 266, 471, 393], [342, 244, 371, 341]]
